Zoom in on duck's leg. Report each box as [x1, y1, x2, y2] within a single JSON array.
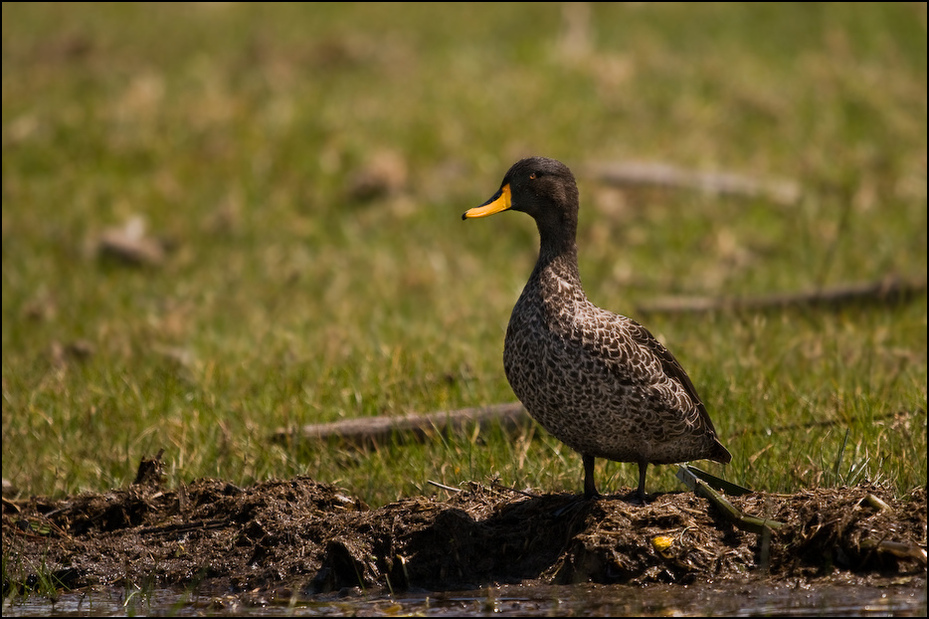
[[635, 461, 649, 501], [583, 454, 600, 499]]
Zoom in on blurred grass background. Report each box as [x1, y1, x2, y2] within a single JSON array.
[[2, 2, 926, 506]]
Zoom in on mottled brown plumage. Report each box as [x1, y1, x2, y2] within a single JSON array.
[[463, 157, 731, 500]]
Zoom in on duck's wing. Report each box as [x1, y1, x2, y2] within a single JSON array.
[[621, 317, 732, 462], [622, 319, 711, 420], [582, 309, 724, 428]]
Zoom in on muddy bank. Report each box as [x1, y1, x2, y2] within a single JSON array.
[[2, 475, 925, 601]]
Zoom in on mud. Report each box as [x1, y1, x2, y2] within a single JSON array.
[[2, 474, 925, 605]]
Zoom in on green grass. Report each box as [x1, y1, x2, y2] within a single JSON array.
[[2, 2, 926, 507]]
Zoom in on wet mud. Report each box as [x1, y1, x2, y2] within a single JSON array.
[[2, 475, 925, 604]]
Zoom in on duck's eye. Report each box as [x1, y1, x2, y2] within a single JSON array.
[[529, 172, 538, 180]]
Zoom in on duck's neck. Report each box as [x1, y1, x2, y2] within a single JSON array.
[[536, 215, 579, 263], [533, 229, 584, 292]]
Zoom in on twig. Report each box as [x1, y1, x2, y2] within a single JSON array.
[[426, 480, 462, 493], [490, 481, 541, 499]]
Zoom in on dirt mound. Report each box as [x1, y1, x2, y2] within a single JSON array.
[[3, 476, 926, 600]]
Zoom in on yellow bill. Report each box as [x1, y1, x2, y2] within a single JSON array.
[[462, 184, 511, 219]]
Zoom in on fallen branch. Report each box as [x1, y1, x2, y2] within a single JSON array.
[[676, 465, 784, 535], [636, 276, 926, 315], [581, 160, 801, 205], [273, 402, 531, 447], [860, 538, 928, 567], [274, 404, 920, 450]]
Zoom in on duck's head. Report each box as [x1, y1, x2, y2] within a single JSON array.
[[462, 157, 580, 237]]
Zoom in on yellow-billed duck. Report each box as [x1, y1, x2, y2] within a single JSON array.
[[463, 157, 731, 500]]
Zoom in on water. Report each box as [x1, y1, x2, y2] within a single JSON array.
[[3, 579, 926, 616]]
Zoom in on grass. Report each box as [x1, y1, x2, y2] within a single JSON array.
[[2, 2, 926, 508]]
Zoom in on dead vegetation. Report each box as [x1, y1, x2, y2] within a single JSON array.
[[2, 471, 925, 601]]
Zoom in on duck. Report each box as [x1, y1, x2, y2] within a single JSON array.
[[462, 156, 731, 500]]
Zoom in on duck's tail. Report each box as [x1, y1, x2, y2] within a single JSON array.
[[710, 439, 733, 464]]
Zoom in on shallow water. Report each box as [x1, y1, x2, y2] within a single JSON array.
[[3, 579, 926, 617]]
